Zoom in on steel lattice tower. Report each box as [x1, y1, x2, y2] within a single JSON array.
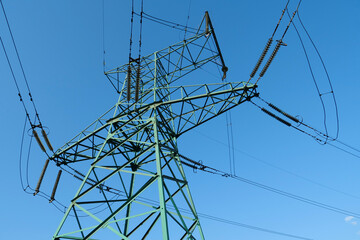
[[51, 13, 257, 240]]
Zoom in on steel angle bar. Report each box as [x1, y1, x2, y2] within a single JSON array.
[[73, 143, 156, 202], [83, 176, 158, 239], [74, 204, 128, 239]]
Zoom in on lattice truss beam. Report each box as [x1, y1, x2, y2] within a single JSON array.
[[53, 110, 205, 239], [54, 82, 256, 165], [50, 12, 257, 240]]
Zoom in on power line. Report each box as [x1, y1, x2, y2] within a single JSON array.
[[225, 110, 236, 175], [195, 129, 360, 200], [142, 11, 198, 31], [19, 129, 314, 240], [0, 0, 43, 127], [296, 10, 339, 140], [129, 0, 134, 60], [286, 8, 333, 144], [183, 0, 192, 40], [196, 212, 313, 240], [29, 159, 313, 240], [102, 0, 106, 72], [133, 12, 198, 34], [1, 0, 55, 158], [0, 35, 33, 125], [138, 0, 144, 60], [179, 154, 360, 219], [246, 0, 302, 92], [253, 96, 360, 161]]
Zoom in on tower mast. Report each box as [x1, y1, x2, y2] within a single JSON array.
[[51, 12, 257, 239]]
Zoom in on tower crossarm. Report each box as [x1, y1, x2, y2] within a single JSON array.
[[51, 81, 256, 165], [104, 12, 229, 104], [153, 81, 258, 136], [105, 30, 223, 93], [50, 104, 154, 165]]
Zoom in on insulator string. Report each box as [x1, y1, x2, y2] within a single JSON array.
[[252, 97, 360, 160], [247, 0, 291, 83]]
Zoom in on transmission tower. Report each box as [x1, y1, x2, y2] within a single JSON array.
[[50, 12, 257, 240]]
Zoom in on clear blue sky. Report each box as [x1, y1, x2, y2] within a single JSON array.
[[1, 0, 360, 239]]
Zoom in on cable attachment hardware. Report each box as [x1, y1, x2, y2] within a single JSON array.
[[277, 40, 287, 46], [49, 170, 62, 203], [193, 160, 203, 173], [34, 159, 50, 196]]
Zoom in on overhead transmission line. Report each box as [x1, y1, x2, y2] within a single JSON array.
[[133, 11, 198, 34], [183, 0, 192, 40], [1, 0, 41, 128], [12, 2, 338, 239], [21, 153, 313, 240], [0, 36, 32, 124], [250, 96, 360, 161], [285, 8, 339, 144], [194, 129, 360, 201], [19, 124, 353, 239], [102, 0, 106, 72], [178, 154, 360, 219], [20, 133, 314, 240], [129, 198, 312, 240], [0, 0, 54, 154], [18, 111, 314, 239], [296, 11, 339, 141], [1, 0, 57, 208]]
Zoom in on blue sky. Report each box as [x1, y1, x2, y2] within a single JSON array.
[[1, 0, 360, 239]]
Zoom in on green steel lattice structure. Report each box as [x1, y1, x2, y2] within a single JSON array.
[[50, 13, 257, 240]]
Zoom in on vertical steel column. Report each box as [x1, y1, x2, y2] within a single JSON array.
[[175, 153, 205, 239], [124, 173, 135, 235], [153, 115, 170, 240], [153, 51, 158, 102]]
